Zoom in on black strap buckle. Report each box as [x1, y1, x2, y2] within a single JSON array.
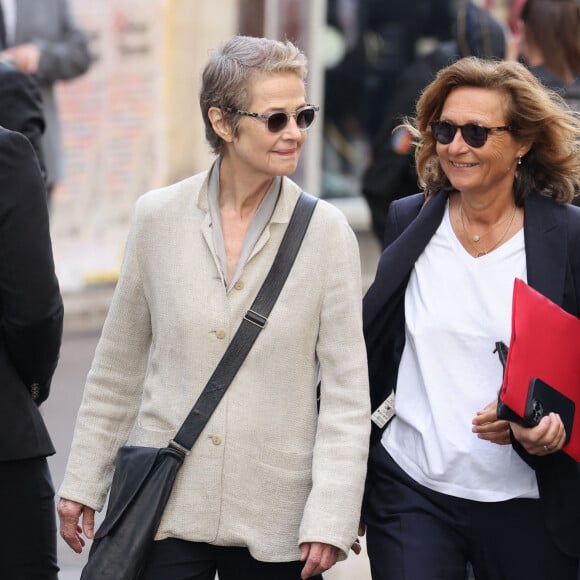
[[168, 439, 190, 455], [244, 309, 267, 328]]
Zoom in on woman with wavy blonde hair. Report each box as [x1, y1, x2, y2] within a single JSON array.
[[363, 57, 580, 579], [412, 56, 580, 204]]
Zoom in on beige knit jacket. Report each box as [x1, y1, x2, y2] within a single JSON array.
[[59, 170, 370, 562]]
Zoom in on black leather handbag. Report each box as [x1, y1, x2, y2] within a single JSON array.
[[80, 193, 317, 580]]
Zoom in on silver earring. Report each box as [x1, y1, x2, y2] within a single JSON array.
[[518, 157, 522, 165]]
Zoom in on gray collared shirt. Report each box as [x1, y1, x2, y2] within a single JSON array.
[[207, 158, 281, 292]]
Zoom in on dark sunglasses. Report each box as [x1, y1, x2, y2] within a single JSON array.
[[225, 105, 319, 133], [430, 121, 512, 148]]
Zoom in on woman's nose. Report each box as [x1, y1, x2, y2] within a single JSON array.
[[447, 129, 469, 151], [282, 116, 303, 138]]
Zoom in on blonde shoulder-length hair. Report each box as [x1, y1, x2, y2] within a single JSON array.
[[402, 56, 580, 204]]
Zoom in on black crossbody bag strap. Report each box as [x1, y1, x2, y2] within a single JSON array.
[[171, 192, 317, 452]]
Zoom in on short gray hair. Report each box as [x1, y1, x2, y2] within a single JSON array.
[[200, 36, 308, 155]]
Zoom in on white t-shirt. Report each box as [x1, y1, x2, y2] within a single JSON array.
[[382, 201, 539, 501]]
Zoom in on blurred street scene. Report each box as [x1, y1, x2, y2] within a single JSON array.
[[40, 1, 521, 578]]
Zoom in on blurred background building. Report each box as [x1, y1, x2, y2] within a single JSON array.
[[52, 0, 506, 304], [53, 0, 512, 300], [48, 1, 515, 577], [53, 0, 329, 296]]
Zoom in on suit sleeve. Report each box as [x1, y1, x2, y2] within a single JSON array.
[[512, 204, 580, 469], [33, 0, 91, 84], [0, 64, 47, 183], [0, 129, 63, 404]]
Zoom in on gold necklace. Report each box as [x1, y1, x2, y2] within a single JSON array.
[[459, 203, 515, 243], [459, 203, 517, 257]]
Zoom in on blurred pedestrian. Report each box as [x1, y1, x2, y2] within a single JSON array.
[[363, 57, 580, 579], [0, 0, 91, 197], [0, 127, 64, 579], [511, 0, 580, 103], [514, 0, 580, 209], [362, 0, 508, 242], [322, 0, 454, 197], [57, 35, 370, 580]]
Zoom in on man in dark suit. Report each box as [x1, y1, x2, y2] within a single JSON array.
[[0, 127, 63, 578], [0, 58, 47, 184]]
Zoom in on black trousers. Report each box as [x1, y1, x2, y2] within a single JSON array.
[[363, 443, 578, 580], [141, 538, 324, 580], [0, 457, 58, 580]]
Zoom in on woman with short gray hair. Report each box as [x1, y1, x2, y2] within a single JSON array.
[[58, 35, 370, 580]]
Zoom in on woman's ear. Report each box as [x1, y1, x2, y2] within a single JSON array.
[[208, 107, 233, 142], [517, 141, 533, 162]]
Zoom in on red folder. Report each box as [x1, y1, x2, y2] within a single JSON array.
[[499, 278, 580, 461]]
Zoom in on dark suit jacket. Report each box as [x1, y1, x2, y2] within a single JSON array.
[[363, 190, 580, 557], [0, 128, 63, 462], [0, 59, 46, 182]]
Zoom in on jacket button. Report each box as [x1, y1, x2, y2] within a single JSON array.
[[215, 329, 226, 339], [30, 383, 40, 400]]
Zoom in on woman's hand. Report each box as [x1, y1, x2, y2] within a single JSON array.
[[472, 399, 511, 445], [57, 498, 95, 553], [299, 542, 339, 579], [350, 520, 366, 555], [510, 412, 566, 456]]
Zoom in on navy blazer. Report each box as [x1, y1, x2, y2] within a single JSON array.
[[363, 190, 580, 557]]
